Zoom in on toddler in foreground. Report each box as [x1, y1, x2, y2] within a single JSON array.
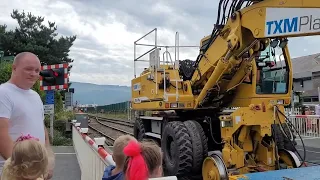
[[123, 139, 163, 180], [102, 135, 137, 180], [1, 134, 49, 180]]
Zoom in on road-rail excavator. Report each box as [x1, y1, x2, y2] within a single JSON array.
[[131, 0, 320, 179]]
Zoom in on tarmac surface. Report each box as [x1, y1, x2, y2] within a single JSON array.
[[296, 137, 320, 166], [48, 137, 320, 180], [51, 146, 81, 180]]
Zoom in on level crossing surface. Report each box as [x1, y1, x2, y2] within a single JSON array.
[[51, 125, 320, 180], [51, 139, 320, 180], [296, 137, 320, 165]]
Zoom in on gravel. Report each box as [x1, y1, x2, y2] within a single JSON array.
[[97, 120, 133, 134], [87, 117, 134, 146]]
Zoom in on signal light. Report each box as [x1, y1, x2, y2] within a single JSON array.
[[40, 69, 64, 86], [39, 63, 69, 91]]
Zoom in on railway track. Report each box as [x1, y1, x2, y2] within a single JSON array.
[[87, 124, 115, 145], [87, 116, 134, 146], [88, 114, 134, 127]]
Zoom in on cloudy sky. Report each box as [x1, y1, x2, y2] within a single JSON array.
[[1, 0, 319, 86]]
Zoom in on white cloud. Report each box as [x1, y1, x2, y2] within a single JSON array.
[[1, 0, 320, 86]]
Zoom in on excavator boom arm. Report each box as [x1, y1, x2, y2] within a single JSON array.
[[191, 0, 320, 108]]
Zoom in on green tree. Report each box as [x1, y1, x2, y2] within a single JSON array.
[[0, 9, 76, 68], [54, 91, 63, 113], [0, 61, 12, 84], [32, 80, 46, 102]]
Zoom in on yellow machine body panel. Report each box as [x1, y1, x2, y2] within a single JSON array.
[[131, 64, 195, 110]]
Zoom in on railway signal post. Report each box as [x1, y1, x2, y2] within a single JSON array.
[[40, 63, 69, 140], [44, 90, 55, 140]]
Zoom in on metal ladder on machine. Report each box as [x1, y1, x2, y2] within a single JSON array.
[[133, 28, 197, 104], [162, 32, 183, 103]]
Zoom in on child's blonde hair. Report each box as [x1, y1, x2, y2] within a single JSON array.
[[2, 136, 49, 180], [112, 135, 137, 168]]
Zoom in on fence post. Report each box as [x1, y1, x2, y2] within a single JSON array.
[[127, 101, 130, 121]]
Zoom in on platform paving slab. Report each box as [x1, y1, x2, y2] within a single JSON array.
[[51, 146, 81, 180]]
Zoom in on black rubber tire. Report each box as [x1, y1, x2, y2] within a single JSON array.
[[272, 124, 284, 150], [178, 174, 203, 180], [161, 121, 193, 176], [195, 121, 209, 159], [282, 123, 297, 151], [183, 120, 208, 174], [133, 118, 145, 141]]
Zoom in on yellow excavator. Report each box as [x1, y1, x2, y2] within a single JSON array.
[[131, 0, 320, 179]]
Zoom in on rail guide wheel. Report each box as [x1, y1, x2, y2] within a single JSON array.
[[202, 151, 228, 180], [278, 149, 301, 169]]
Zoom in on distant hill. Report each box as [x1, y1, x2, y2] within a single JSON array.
[[70, 82, 131, 105]]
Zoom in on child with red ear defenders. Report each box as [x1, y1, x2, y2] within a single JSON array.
[[123, 140, 163, 180], [102, 135, 137, 180]]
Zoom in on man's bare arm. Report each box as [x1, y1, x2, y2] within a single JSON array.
[[0, 118, 14, 159], [44, 126, 51, 147], [44, 124, 55, 180]]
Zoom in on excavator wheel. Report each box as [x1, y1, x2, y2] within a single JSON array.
[[133, 118, 145, 141], [271, 124, 285, 150], [178, 174, 203, 180], [278, 149, 301, 169], [272, 123, 297, 152], [282, 123, 297, 152], [161, 121, 193, 177], [183, 120, 208, 174], [202, 151, 229, 180]]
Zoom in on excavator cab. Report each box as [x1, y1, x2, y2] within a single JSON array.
[[255, 42, 289, 95]]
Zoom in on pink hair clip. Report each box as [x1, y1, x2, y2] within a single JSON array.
[[16, 133, 39, 142]]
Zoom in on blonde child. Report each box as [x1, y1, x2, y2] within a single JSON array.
[[1, 134, 49, 180], [123, 139, 163, 180], [102, 135, 137, 180]]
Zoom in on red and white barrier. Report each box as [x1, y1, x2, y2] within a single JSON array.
[[75, 126, 115, 166], [289, 115, 320, 118], [287, 115, 320, 138]]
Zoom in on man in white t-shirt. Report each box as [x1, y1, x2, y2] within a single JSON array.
[[0, 52, 53, 179]]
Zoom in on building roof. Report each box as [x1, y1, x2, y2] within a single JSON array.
[[290, 53, 320, 97], [291, 53, 320, 74]]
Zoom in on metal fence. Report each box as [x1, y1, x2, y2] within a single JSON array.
[[86, 101, 130, 113], [86, 102, 320, 138], [86, 101, 133, 121], [86, 103, 304, 121]]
